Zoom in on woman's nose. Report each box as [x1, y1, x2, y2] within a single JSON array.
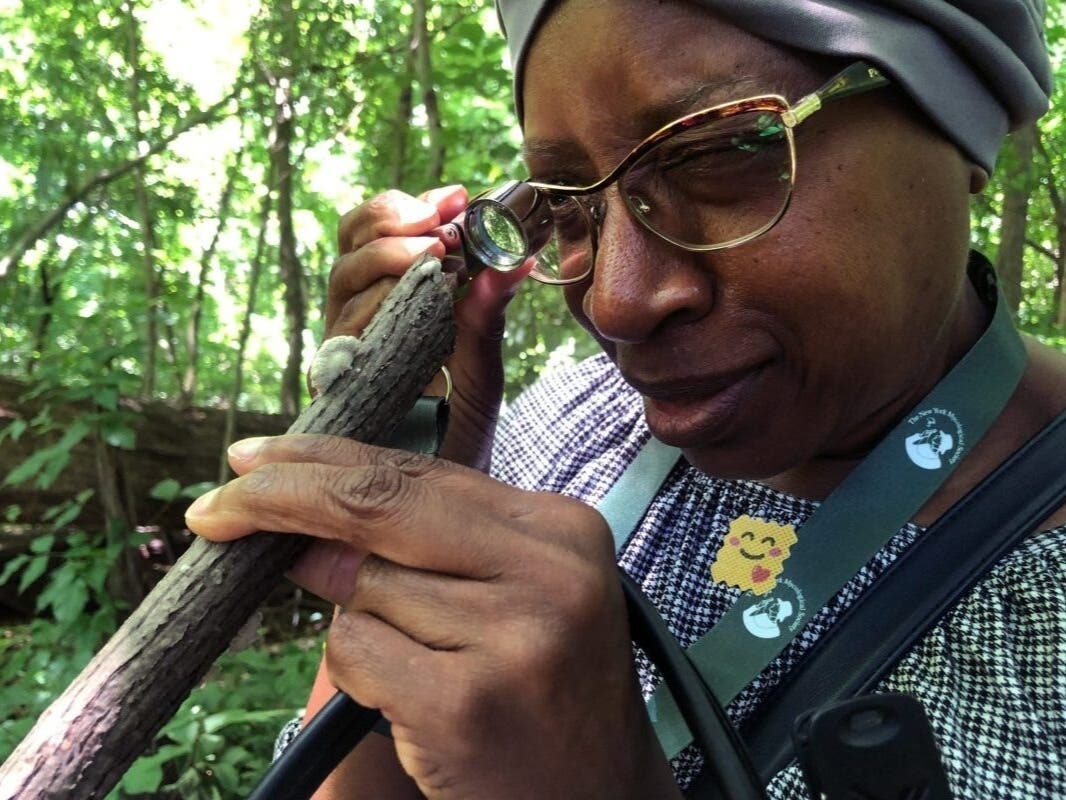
[[582, 199, 715, 344]]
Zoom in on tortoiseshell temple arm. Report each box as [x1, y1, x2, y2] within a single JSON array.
[[782, 61, 891, 128]]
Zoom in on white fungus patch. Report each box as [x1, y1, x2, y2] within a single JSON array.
[[309, 335, 360, 395]]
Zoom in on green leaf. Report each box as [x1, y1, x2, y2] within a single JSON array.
[[4, 449, 55, 488], [119, 759, 164, 794], [202, 708, 289, 734], [0, 419, 27, 443], [29, 534, 55, 554], [49, 502, 82, 529], [17, 555, 48, 594], [100, 419, 136, 450], [181, 481, 218, 499], [51, 582, 89, 624], [150, 478, 182, 502], [212, 761, 241, 792], [198, 732, 225, 755], [93, 387, 119, 411], [0, 555, 29, 587]]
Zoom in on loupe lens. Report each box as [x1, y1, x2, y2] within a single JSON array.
[[465, 202, 528, 271]]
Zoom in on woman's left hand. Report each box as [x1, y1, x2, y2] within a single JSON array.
[[185, 434, 680, 800]]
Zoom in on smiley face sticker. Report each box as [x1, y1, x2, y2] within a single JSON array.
[[710, 515, 798, 596]]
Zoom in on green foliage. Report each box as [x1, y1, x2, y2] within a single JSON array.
[[109, 641, 320, 799], [0, 512, 129, 760], [0, 508, 321, 800], [1, 0, 1065, 795]]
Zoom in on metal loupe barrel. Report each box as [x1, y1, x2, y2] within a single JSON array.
[[464, 180, 554, 272]]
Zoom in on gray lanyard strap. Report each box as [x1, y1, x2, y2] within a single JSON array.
[[598, 271, 1028, 760], [598, 435, 683, 551]]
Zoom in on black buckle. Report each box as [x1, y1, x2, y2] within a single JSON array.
[[793, 693, 952, 799]]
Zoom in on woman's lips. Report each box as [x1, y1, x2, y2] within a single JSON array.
[[627, 364, 768, 445]]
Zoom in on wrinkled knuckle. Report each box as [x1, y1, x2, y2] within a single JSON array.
[[561, 495, 616, 562], [241, 462, 285, 498], [354, 554, 389, 595], [324, 616, 373, 680], [300, 434, 360, 465], [366, 190, 406, 235], [332, 465, 410, 521], [381, 448, 439, 478], [554, 564, 613, 629], [328, 254, 350, 285]]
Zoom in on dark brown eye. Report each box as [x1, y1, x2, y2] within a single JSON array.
[[761, 536, 776, 547], [742, 531, 755, 541]]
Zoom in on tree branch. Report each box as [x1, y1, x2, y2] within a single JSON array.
[[0, 257, 458, 799], [0, 88, 240, 282]]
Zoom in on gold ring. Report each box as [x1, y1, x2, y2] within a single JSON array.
[[439, 365, 453, 403]]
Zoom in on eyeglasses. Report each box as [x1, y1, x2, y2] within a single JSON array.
[[489, 61, 890, 285]]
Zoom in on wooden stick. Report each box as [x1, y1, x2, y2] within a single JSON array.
[[0, 255, 457, 800]]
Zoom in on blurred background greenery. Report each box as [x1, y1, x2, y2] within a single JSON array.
[[0, 0, 1063, 796]]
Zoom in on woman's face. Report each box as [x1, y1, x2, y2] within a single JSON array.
[[521, 0, 978, 479]]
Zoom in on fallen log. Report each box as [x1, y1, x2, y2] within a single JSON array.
[[0, 255, 457, 799], [0, 378, 293, 534]]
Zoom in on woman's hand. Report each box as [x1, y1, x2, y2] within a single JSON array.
[[328, 186, 530, 470], [186, 434, 680, 800]]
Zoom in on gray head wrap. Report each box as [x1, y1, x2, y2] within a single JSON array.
[[496, 0, 1052, 172]]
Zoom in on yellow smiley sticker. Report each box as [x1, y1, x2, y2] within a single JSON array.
[[710, 515, 798, 596]]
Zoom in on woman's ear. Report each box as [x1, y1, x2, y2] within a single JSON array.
[[969, 164, 990, 194]]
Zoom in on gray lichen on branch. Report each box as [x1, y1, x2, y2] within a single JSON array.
[[0, 255, 457, 800]]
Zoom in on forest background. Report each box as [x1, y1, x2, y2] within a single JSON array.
[[0, 0, 1064, 797]]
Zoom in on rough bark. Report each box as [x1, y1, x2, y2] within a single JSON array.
[[0, 257, 457, 799], [996, 123, 1038, 314]]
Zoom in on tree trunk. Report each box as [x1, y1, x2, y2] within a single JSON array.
[[0, 257, 458, 800], [182, 150, 243, 406], [29, 252, 56, 375], [1035, 133, 1066, 329], [391, 44, 415, 189], [124, 0, 161, 397], [271, 0, 308, 418], [219, 163, 275, 484], [996, 123, 1038, 315], [413, 0, 444, 185]]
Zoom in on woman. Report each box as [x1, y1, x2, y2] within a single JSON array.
[[186, 0, 1066, 796]]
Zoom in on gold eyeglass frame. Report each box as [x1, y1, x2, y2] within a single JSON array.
[[524, 61, 890, 285]]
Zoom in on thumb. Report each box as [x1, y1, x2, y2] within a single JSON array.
[[455, 257, 534, 338]]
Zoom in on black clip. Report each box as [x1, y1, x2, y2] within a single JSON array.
[[792, 693, 952, 799]]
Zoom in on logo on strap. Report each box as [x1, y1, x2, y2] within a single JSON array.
[[904, 408, 965, 470], [740, 578, 807, 639]]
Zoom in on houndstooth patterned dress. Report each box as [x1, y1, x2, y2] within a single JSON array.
[[489, 353, 1066, 798], [275, 352, 1066, 797]]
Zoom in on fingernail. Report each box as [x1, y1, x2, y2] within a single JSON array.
[[186, 486, 220, 518], [424, 184, 464, 203], [228, 437, 271, 462], [403, 237, 438, 256], [395, 196, 435, 225]]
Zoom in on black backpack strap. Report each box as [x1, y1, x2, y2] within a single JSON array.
[[741, 408, 1066, 782]]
